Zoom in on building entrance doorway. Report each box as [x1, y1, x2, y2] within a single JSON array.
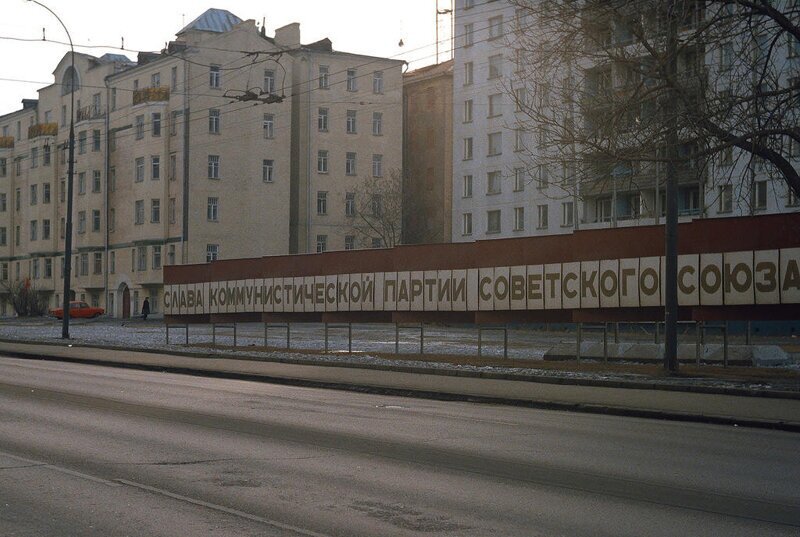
[[120, 284, 131, 319]]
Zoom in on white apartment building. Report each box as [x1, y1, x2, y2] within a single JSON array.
[[452, 0, 800, 243], [0, 8, 402, 317]]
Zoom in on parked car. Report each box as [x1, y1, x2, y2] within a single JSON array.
[[49, 301, 104, 319]]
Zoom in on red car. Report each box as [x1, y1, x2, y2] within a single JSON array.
[[50, 301, 104, 319]]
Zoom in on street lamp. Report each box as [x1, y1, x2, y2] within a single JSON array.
[[27, 0, 76, 339]]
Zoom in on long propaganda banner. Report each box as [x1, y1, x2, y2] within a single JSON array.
[[163, 248, 800, 315]]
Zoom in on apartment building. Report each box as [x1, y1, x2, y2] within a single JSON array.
[[452, 0, 800, 242], [403, 61, 454, 245], [0, 8, 402, 317]]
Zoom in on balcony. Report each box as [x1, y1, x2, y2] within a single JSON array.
[[28, 122, 58, 139], [76, 105, 104, 122], [0, 136, 13, 149], [133, 87, 170, 106]]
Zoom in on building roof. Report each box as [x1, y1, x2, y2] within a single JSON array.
[[403, 60, 453, 83], [97, 53, 134, 64], [177, 8, 243, 35]]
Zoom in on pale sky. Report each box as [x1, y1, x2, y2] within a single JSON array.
[[0, 0, 453, 116]]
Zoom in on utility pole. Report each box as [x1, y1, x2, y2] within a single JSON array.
[[28, 0, 75, 339], [663, 0, 679, 372]]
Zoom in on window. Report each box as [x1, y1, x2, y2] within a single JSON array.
[[14, 226, 19, 246], [31, 147, 38, 168], [718, 184, 732, 213], [319, 65, 329, 89], [720, 42, 733, 70], [316, 235, 327, 253], [371, 195, 382, 218], [596, 197, 613, 222], [372, 112, 383, 135], [317, 150, 329, 173], [752, 180, 767, 210], [30, 184, 38, 205], [78, 173, 86, 195], [346, 110, 357, 133], [464, 62, 474, 85], [488, 93, 502, 117], [263, 114, 274, 139], [15, 188, 20, 211], [788, 188, 799, 207], [167, 245, 176, 266], [489, 15, 504, 40], [151, 72, 160, 87], [0, 193, 5, 212], [168, 198, 176, 224], [345, 192, 355, 216], [59, 218, 64, 239], [111, 88, 117, 111], [135, 115, 144, 139], [372, 154, 383, 177], [135, 157, 144, 182], [134, 200, 144, 225], [93, 252, 102, 274], [78, 131, 86, 154], [562, 202, 574, 227], [92, 209, 100, 231], [1, 261, 7, 280], [514, 168, 525, 191], [487, 171, 502, 194], [30, 220, 37, 241], [318, 108, 329, 131], [77, 211, 86, 234], [346, 69, 357, 91], [263, 69, 275, 94], [371, 238, 383, 249], [463, 99, 473, 123], [89, 129, 100, 152], [487, 210, 501, 234], [0, 158, 5, 177], [488, 55, 503, 79], [151, 156, 160, 180], [109, 208, 115, 231], [150, 112, 161, 137], [373, 71, 383, 94], [514, 129, 525, 152], [537, 204, 549, 229], [462, 175, 473, 198], [171, 66, 178, 91], [464, 23, 474, 47], [206, 244, 219, 263], [152, 246, 162, 270], [317, 191, 328, 215], [207, 197, 219, 221], [151, 199, 160, 223], [514, 207, 525, 231], [209, 65, 220, 88], [462, 213, 473, 235], [170, 110, 179, 136], [514, 88, 528, 112], [43, 145, 50, 166], [208, 155, 220, 179], [262, 159, 274, 182], [92, 170, 101, 192], [345, 152, 357, 175], [463, 137, 473, 160], [44, 258, 52, 279], [209, 109, 220, 134], [488, 132, 502, 156], [109, 167, 116, 191], [169, 154, 176, 181], [137, 247, 147, 272], [344, 235, 355, 250], [109, 130, 116, 152]]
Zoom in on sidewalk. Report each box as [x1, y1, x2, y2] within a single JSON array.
[[2, 339, 799, 432]]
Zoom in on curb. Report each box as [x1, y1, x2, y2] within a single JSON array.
[[4, 347, 800, 433], [1, 337, 798, 400]]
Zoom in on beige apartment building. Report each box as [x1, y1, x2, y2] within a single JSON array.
[[0, 8, 403, 317]]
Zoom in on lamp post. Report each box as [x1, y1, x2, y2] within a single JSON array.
[[28, 0, 75, 339]]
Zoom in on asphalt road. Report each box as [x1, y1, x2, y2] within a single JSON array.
[[0, 355, 798, 536]]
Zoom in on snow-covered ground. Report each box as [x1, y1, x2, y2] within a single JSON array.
[[0, 317, 797, 392]]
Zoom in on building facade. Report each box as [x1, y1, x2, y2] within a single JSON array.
[[451, 0, 800, 243], [0, 8, 402, 317], [403, 61, 454, 245]]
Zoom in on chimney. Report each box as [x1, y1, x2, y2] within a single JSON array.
[[274, 22, 300, 48]]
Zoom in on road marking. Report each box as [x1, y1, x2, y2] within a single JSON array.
[[0, 451, 122, 487], [116, 479, 331, 537]]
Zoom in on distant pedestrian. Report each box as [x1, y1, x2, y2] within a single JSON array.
[[141, 297, 150, 321]]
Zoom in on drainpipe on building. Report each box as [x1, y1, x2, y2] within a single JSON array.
[[181, 54, 190, 263], [103, 77, 110, 316], [306, 54, 313, 253]]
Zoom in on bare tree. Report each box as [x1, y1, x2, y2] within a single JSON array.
[[1, 279, 49, 317], [350, 169, 403, 248], [508, 0, 799, 217]]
